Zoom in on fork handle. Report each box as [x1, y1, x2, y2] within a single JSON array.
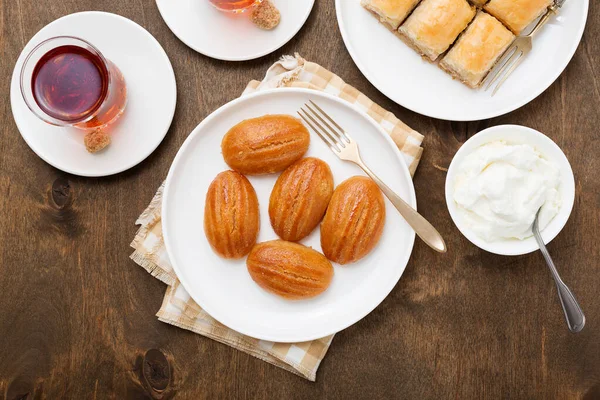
[[529, 2, 563, 37], [529, 10, 553, 36], [356, 160, 447, 253]]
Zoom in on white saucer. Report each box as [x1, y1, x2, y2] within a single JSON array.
[[156, 0, 315, 61], [10, 12, 177, 177], [336, 0, 588, 121]]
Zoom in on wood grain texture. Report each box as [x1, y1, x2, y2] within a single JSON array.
[[0, 0, 598, 398]]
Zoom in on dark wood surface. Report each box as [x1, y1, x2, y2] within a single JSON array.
[[0, 0, 599, 398]]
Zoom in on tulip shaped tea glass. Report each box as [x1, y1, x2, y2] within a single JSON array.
[[209, 0, 262, 13], [20, 36, 127, 129]]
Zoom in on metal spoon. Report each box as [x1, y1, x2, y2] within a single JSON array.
[[532, 208, 585, 333]]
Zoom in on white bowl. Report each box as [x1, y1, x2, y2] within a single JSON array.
[[445, 125, 575, 256]]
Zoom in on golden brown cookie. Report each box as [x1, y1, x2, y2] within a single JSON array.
[[320, 176, 386, 264], [269, 157, 334, 242], [204, 170, 260, 258], [221, 115, 310, 175], [247, 240, 334, 300]]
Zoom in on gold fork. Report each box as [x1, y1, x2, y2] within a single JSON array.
[[483, 0, 566, 96], [298, 101, 447, 253]]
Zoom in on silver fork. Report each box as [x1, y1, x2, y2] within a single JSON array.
[[298, 101, 447, 253], [483, 0, 566, 96], [532, 208, 585, 333]]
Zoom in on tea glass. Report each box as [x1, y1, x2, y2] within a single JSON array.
[[20, 36, 127, 129], [208, 0, 262, 13]]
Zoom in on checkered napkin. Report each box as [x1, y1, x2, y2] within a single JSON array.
[[130, 54, 424, 381]]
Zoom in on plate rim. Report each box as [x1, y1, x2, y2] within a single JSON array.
[[335, 0, 589, 121], [10, 11, 177, 177], [155, 0, 316, 61], [162, 87, 417, 342]]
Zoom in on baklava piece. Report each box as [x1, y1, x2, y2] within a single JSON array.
[[440, 12, 515, 88], [468, 0, 489, 6], [361, 0, 423, 30], [398, 0, 476, 61], [484, 0, 552, 34]]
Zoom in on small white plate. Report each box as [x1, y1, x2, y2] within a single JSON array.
[[162, 88, 416, 342], [156, 0, 315, 61], [445, 125, 575, 256], [10, 12, 177, 177], [336, 0, 588, 121]]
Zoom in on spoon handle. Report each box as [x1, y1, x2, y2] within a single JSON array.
[[533, 232, 585, 333]]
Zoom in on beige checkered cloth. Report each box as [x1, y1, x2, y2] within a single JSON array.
[[130, 54, 424, 381]]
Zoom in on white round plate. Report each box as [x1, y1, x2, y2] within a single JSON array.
[[10, 12, 177, 177], [445, 125, 575, 256], [336, 0, 588, 121], [163, 88, 416, 342], [156, 0, 315, 61]]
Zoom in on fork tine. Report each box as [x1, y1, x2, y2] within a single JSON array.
[[484, 46, 518, 91], [483, 45, 517, 89], [298, 109, 341, 153], [301, 105, 343, 149], [305, 103, 346, 147], [308, 100, 351, 143], [298, 109, 337, 152], [491, 52, 524, 96]]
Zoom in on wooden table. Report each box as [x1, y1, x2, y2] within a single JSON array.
[[1, 0, 598, 398]]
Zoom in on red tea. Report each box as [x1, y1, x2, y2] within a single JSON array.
[[32, 45, 108, 122], [209, 0, 260, 12]]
